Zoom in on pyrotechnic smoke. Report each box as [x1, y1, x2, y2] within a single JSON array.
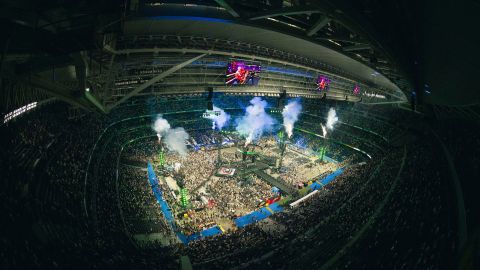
[[321, 124, 327, 137], [326, 108, 338, 130], [152, 115, 190, 156], [282, 99, 302, 138], [206, 105, 230, 130], [174, 162, 182, 172], [164, 127, 190, 156], [152, 116, 171, 135], [236, 97, 275, 146]]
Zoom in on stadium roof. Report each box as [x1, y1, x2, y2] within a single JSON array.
[[1, 0, 479, 113], [124, 17, 401, 94]]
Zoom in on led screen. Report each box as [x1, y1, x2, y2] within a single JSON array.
[[226, 61, 261, 85], [353, 84, 361, 95], [316, 75, 331, 91]]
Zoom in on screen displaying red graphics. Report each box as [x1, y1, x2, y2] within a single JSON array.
[[226, 61, 261, 85], [316, 75, 331, 91]]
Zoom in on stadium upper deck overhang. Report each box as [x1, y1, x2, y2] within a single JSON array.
[[1, 0, 417, 115], [121, 16, 405, 100], [5, 0, 480, 112]]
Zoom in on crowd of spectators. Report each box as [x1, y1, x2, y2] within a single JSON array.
[[176, 111, 462, 269], [118, 166, 171, 235], [328, 137, 457, 269], [431, 118, 480, 243], [181, 150, 394, 269], [0, 97, 467, 269]]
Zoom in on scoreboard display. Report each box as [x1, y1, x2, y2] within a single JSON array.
[[316, 75, 331, 91], [353, 84, 361, 95], [226, 61, 261, 85]]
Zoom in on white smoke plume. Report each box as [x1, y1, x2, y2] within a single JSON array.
[[152, 116, 171, 135], [206, 105, 230, 130], [326, 108, 338, 130], [321, 124, 327, 137], [236, 97, 275, 146], [174, 162, 182, 172], [152, 115, 190, 156], [164, 127, 190, 157], [282, 100, 302, 138]]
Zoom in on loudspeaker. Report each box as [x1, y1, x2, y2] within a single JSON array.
[[207, 87, 213, 99], [277, 88, 287, 108], [207, 87, 213, 110]]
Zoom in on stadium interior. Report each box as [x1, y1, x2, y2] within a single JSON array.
[[1, 1, 479, 269]]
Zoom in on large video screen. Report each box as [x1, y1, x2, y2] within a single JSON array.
[[353, 84, 361, 95], [316, 75, 331, 91], [226, 61, 261, 85]]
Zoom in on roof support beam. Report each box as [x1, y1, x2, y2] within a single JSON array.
[[249, 7, 321, 21], [108, 53, 206, 110], [85, 91, 107, 113], [306, 16, 331, 36], [465, 107, 480, 119], [74, 52, 88, 93], [315, 34, 367, 44], [28, 75, 93, 111], [343, 44, 371, 52], [15, 54, 73, 75], [104, 46, 356, 84], [213, 0, 240, 18], [455, 107, 473, 119]]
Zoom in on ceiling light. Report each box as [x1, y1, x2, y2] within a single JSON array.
[[327, 39, 341, 46]]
